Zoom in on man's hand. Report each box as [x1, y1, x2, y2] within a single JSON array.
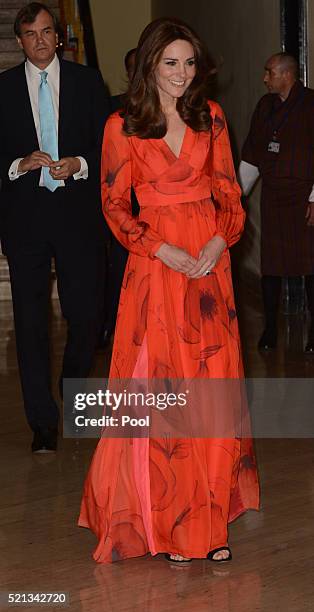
[[49, 157, 81, 180], [187, 235, 226, 279], [18, 151, 53, 173], [306, 202, 314, 226], [155, 243, 198, 274]]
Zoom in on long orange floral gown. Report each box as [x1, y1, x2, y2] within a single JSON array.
[[79, 101, 259, 563]]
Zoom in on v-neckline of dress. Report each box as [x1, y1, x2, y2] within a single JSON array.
[[161, 125, 189, 160]]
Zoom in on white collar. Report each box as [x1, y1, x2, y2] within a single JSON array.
[[25, 54, 60, 79]]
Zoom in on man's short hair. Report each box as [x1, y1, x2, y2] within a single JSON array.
[[273, 52, 299, 79], [14, 2, 58, 37]]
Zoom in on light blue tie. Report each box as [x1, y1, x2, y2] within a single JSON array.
[[38, 70, 61, 192]]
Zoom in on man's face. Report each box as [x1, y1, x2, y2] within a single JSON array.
[[263, 56, 286, 95], [17, 9, 57, 69]]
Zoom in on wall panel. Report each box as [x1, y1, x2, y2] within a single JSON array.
[[90, 0, 151, 94]]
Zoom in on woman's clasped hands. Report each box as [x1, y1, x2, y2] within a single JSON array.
[[156, 235, 226, 278]]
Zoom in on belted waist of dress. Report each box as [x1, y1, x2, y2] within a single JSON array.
[[135, 178, 213, 207]]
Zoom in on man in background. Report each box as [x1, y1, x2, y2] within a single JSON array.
[[239, 53, 314, 352], [0, 2, 109, 451]]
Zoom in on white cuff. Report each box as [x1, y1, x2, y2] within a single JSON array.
[[73, 156, 88, 180], [8, 158, 27, 181], [238, 160, 260, 196], [308, 185, 314, 202]]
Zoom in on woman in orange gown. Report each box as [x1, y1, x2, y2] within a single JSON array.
[[79, 17, 259, 563]]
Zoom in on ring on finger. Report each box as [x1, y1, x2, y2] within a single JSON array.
[[205, 268, 211, 276]]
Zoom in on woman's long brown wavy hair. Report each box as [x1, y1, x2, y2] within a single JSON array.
[[122, 17, 213, 138]]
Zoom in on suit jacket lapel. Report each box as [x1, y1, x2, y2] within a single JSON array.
[[16, 62, 39, 150], [58, 60, 76, 155]]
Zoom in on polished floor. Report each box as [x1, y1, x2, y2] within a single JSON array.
[[1, 284, 314, 612]]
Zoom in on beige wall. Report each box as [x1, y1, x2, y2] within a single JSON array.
[[90, 0, 151, 94], [152, 0, 281, 278]]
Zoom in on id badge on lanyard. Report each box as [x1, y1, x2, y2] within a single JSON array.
[[268, 140, 280, 153], [268, 131, 280, 153], [268, 88, 305, 154]]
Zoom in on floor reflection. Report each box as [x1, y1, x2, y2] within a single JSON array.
[[1, 286, 314, 611]]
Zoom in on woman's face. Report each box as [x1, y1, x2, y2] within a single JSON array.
[[154, 38, 196, 103]]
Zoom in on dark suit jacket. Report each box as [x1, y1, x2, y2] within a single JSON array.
[[0, 59, 111, 253]]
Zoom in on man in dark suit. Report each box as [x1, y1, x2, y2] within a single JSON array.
[[0, 2, 109, 452]]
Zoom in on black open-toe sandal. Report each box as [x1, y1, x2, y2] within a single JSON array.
[[165, 553, 192, 564], [207, 547, 232, 563]]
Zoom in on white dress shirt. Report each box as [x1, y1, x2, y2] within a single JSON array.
[[9, 54, 88, 185], [238, 160, 314, 202]]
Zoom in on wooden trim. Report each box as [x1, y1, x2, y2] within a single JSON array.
[[77, 0, 99, 68]]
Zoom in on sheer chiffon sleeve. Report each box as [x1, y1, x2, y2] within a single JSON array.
[[210, 103, 245, 247], [101, 114, 164, 258]]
